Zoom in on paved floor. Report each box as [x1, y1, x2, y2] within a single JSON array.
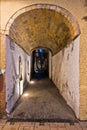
[[9, 78, 76, 121], [0, 120, 87, 130]]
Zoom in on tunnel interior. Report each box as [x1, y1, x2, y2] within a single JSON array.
[[31, 48, 49, 80], [5, 4, 80, 120]]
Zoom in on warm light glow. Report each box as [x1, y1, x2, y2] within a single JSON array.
[[30, 80, 35, 84], [23, 93, 29, 97], [20, 80, 23, 95]]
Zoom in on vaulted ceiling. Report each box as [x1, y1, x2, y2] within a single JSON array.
[[9, 8, 78, 55]]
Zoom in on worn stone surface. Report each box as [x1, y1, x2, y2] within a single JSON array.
[[9, 8, 76, 55], [0, 120, 87, 130], [9, 79, 76, 121], [0, 74, 6, 117], [0, 34, 6, 70]]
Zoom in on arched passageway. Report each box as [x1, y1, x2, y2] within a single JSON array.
[[5, 4, 80, 120]]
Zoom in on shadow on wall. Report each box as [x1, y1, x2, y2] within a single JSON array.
[[0, 75, 4, 92], [82, 16, 87, 21], [85, 0, 87, 6], [82, 0, 87, 21]]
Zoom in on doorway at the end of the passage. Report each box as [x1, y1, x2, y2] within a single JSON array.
[[31, 48, 49, 80]]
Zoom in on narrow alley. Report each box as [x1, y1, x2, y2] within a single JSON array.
[[9, 78, 76, 122]]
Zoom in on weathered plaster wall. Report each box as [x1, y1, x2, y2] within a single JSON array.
[[6, 36, 30, 114], [52, 37, 80, 118]]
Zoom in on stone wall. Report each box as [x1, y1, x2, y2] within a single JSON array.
[[52, 37, 80, 118], [0, 74, 6, 118], [6, 36, 30, 114], [0, 33, 6, 117], [0, 34, 1, 69], [0, 33, 6, 70]]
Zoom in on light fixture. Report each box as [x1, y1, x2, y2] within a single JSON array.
[[39, 48, 43, 53]]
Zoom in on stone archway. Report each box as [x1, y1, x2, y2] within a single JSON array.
[[5, 4, 80, 55], [5, 4, 80, 119]]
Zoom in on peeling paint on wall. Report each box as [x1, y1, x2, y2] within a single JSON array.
[[6, 36, 30, 114], [52, 36, 80, 118]]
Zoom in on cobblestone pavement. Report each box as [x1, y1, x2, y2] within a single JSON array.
[[0, 120, 87, 130]]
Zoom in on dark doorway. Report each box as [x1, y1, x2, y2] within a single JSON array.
[[31, 48, 49, 80]]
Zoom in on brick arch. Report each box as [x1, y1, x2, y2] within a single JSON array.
[[5, 3, 80, 37]]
